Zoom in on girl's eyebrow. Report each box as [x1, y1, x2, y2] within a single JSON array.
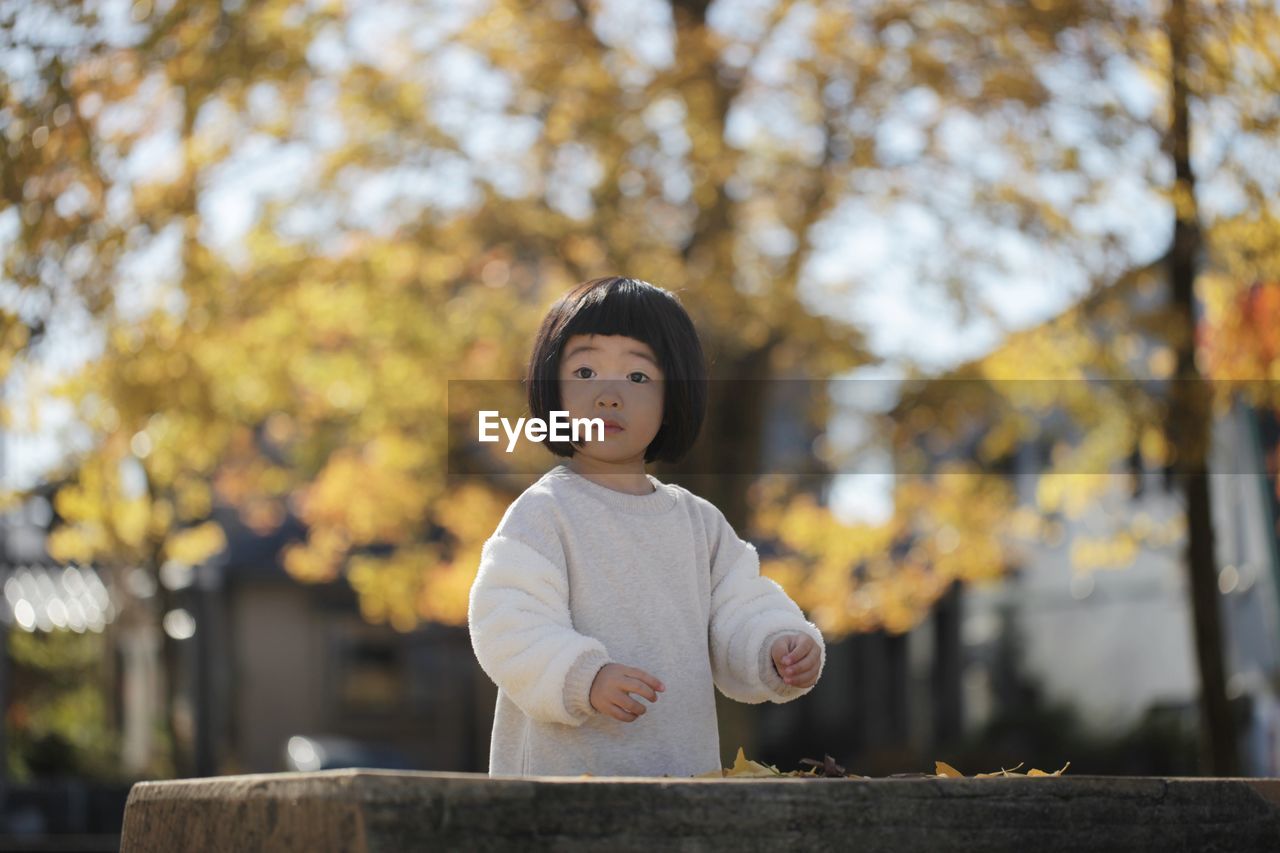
[[563, 343, 659, 368]]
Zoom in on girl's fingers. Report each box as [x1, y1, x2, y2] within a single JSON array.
[[782, 647, 819, 675], [783, 649, 820, 684], [627, 668, 665, 694], [623, 678, 659, 703], [781, 636, 814, 665], [783, 673, 814, 687]]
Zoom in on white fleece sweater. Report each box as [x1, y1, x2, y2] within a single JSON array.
[[467, 463, 826, 778]]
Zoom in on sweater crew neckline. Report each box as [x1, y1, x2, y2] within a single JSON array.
[[548, 464, 680, 515]]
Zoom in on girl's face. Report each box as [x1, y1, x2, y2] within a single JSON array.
[[557, 334, 665, 465]]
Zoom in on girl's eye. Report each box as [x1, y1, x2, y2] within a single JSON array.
[[570, 366, 650, 381]]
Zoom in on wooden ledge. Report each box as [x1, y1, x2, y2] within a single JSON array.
[[120, 769, 1280, 852]]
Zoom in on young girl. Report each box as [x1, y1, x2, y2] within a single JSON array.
[[467, 276, 825, 778]]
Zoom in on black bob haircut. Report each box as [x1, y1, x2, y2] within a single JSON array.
[[525, 276, 708, 463]]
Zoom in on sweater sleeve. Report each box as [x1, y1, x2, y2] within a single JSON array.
[[468, 534, 612, 726], [706, 510, 825, 704]]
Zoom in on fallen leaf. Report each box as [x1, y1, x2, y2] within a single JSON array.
[[934, 760, 1071, 778], [1028, 762, 1071, 777], [799, 755, 851, 777], [934, 761, 964, 778], [726, 747, 782, 777]]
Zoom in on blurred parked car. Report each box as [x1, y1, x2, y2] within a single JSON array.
[[283, 735, 420, 772]]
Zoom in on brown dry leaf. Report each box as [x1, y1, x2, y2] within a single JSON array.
[[934, 761, 964, 778], [799, 755, 852, 777]]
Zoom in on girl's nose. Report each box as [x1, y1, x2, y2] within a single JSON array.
[[594, 382, 626, 405]]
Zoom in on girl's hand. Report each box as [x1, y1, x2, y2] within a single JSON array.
[[589, 663, 665, 723], [770, 634, 819, 688]]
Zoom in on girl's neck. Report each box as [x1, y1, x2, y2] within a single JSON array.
[[564, 455, 655, 495]]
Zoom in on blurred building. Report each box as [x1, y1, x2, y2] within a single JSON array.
[[187, 505, 491, 775], [892, 261, 1280, 775]]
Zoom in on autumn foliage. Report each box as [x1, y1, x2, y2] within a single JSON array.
[[2, 0, 1278, 645]]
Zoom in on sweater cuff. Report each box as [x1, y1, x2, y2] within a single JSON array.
[[758, 628, 819, 702], [563, 647, 611, 724]]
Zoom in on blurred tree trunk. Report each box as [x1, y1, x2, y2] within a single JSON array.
[[158, 584, 195, 778], [1165, 0, 1238, 776], [661, 0, 779, 767]]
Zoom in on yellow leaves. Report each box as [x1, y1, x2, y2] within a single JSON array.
[[415, 553, 476, 626], [760, 491, 896, 569], [296, 435, 433, 547], [1027, 765, 1071, 777], [0, 317, 31, 381], [981, 339, 1081, 384], [285, 478, 508, 629], [147, 498, 174, 539], [47, 445, 179, 563], [1034, 473, 1112, 520], [46, 525, 100, 565], [753, 467, 1017, 637], [895, 467, 1015, 586], [905, 44, 952, 93], [1146, 345, 1177, 379], [163, 521, 227, 566], [1209, 217, 1280, 285], [433, 482, 510, 552], [173, 477, 213, 522], [561, 235, 608, 272], [694, 752, 1071, 780], [695, 748, 784, 778], [346, 548, 439, 633], [728, 747, 783, 777], [933, 760, 1071, 778], [347, 486, 504, 626], [979, 68, 1048, 107], [1070, 532, 1139, 572], [282, 526, 348, 584], [1138, 426, 1170, 468]]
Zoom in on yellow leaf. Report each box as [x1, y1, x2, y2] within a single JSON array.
[[164, 521, 228, 565], [934, 760, 964, 778], [725, 747, 781, 777], [1028, 762, 1071, 777], [46, 526, 94, 564]]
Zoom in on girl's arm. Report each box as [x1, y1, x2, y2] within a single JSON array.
[[706, 510, 826, 704], [468, 534, 612, 726]]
